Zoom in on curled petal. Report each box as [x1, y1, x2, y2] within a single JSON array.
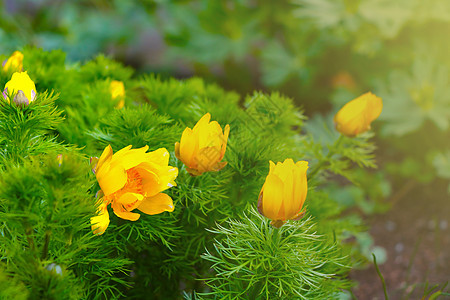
[[111, 200, 141, 221], [137, 193, 174, 215]]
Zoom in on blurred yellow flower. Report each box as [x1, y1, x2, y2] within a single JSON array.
[[334, 92, 383, 136], [3, 71, 36, 106], [258, 159, 308, 228], [110, 80, 125, 109], [91, 145, 178, 235], [2, 51, 23, 72], [175, 113, 230, 176]]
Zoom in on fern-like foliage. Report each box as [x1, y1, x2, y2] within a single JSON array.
[[199, 208, 351, 299]]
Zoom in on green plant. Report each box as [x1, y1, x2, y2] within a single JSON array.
[[1, 47, 381, 298]]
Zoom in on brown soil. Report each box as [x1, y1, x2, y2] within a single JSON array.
[[350, 179, 450, 299]]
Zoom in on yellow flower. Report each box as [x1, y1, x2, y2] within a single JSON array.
[[90, 145, 178, 235], [258, 159, 308, 228], [175, 113, 230, 176], [2, 51, 23, 72], [110, 80, 125, 109], [3, 71, 37, 106], [334, 92, 383, 136]]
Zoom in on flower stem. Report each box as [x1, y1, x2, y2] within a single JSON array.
[[41, 231, 51, 260]]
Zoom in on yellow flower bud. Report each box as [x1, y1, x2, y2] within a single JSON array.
[[91, 145, 178, 234], [3, 71, 37, 106], [175, 113, 230, 176], [2, 51, 23, 72], [258, 159, 308, 228], [334, 92, 383, 137], [110, 80, 125, 109]]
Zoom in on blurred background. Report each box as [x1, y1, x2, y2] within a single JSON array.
[[1, 0, 449, 298]]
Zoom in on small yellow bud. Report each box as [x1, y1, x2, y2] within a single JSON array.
[[334, 92, 383, 137], [3, 71, 37, 106]]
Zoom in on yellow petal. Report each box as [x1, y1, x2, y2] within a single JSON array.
[[135, 166, 161, 197], [261, 173, 284, 220], [269, 161, 276, 174], [174, 142, 181, 159], [136, 163, 178, 195], [110, 80, 125, 99], [96, 145, 128, 196], [179, 128, 198, 166], [96, 145, 113, 173], [198, 121, 222, 148], [117, 192, 144, 211], [146, 148, 170, 166], [111, 145, 149, 170], [111, 200, 141, 221], [292, 161, 308, 218], [91, 200, 110, 235], [281, 163, 296, 219], [192, 113, 211, 131], [96, 162, 127, 196], [117, 192, 144, 205], [137, 193, 175, 215], [195, 146, 222, 173], [365, 92, 383, 123]]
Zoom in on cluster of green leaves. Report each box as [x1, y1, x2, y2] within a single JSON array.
[[0, 94, 131, 299], [1, 47, 380, 298], [196, 208, 351, 299]]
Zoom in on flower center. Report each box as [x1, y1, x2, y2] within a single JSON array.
[[104, 168, 144, 206]]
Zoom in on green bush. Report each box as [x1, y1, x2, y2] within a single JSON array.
[[0, 48, 381, 298]]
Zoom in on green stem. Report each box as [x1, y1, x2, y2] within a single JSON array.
[[25, 225, 35, 251], [41, 231, 51, 260], [308, 135, 344, 179], [372, 253, 389, 300]]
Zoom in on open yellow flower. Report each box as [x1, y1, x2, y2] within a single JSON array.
[[90, 145, 178, 235], [2, 51, 23, 72], [258, 159, 308, 228], [175, 113, 230, 176], [3, 71, 36, 106], [110, 80, 125, 109], [334, 92, 383, 137]]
